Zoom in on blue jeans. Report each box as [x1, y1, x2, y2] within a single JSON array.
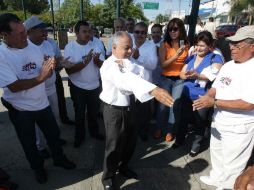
[[156, 76, 184, 134]]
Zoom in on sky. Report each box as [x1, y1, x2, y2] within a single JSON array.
[[89, 0, 191, 21]]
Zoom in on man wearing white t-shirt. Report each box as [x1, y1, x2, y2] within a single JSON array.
[[193, 25, 254, 190], [64, 20, 105, 148], [0, 13, 75, 184], [24, 16, 68, 159], [132, 22, 157, 141]]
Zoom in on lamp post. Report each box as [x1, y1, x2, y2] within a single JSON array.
[[80, 0, 84, 20], [21, 0, 27, 20], [49, 0, 56, 39], [116, 0, 120, 18], [188, 0, 200, 45]]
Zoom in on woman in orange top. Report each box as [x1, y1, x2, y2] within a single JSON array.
[[155, 18, 189, 141]]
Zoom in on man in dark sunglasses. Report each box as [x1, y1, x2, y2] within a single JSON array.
[[132, 22, 158, 141]]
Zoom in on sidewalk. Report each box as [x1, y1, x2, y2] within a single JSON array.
[[0, 72, 216, 190]]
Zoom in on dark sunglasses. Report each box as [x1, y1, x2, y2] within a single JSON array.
[[168, 27, 179, 32], [134, 30, 147, 35]]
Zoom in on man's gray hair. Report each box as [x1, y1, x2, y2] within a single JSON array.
[[245, 38, 254, 44], [112, 31, 131, 45]]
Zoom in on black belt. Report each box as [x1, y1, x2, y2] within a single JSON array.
[[104, 102, 130, 111], [163, 76, 181, 80]]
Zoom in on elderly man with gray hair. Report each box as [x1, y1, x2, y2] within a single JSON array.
[[193, 25, 254, 190], [100, 31, 173, 190]]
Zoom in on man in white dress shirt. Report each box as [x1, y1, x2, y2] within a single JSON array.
[[100, 31, 173, 190], [64, 20, 105, 148], [132, 22, 157, 141], [0, 13, 75, 184]]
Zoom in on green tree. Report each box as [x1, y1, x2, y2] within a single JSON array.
[[57, 0, 91, 27], [230, 0, 254, 25], [101, 0, 148, 28], [155, 14, 169, 24], [3, 0, 49, 14]]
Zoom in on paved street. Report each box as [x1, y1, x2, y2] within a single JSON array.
[[0, 37, 216, 190]]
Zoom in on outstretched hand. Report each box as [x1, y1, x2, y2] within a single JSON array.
[[193, 95, 215, 110], [234, 166, 254, 190], [150, 87, 174, 107]]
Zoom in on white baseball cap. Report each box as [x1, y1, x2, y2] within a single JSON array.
[[23, 16, 48, 30]]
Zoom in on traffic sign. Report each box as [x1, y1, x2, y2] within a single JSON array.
[[143, 2, 159, 10]]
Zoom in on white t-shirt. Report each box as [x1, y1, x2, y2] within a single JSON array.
[[100, 55, 156, 106], [213, 58, 254, 125], [132, 40, 157, 82], [35, 40, 56, 96], [64, 40, 105, 90], [47, 38, 62, 58], [91, 37, 106, 57], [0, 42, 48, 111]]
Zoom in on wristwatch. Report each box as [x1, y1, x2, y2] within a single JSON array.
[[214, 99, 218, 108]]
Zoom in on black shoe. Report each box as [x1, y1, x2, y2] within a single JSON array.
[[73, 139, 82, 148], [54, 157, 76, 170], [171, 142, 183, 149], [102, 178, 116, 190], [91, 133, 105, 141], [59, 138, 67, 146], [62, 119, 75, 125], [189, 151, 199, 157], [34, 169, 47, 184], [103, 183, 115, 190], [119, 168, 138, 179], [38, 149, 50, 159]]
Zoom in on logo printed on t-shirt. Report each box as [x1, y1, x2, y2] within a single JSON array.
[[220, 76, 232, 86], [22, 62, 37, 71]]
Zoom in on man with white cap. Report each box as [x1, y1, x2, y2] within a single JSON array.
[[193, 25, 254, 190], [24, 15, 69, 159]]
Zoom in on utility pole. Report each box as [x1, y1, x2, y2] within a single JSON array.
[[116, 0, 120, 18], [80, 0, 84, 20], [188, 0, 200, 45], [21, 0, 27, 20], [49, 0, 56, 39]]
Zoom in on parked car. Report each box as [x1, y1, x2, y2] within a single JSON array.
[[215, 24, 239, 38]]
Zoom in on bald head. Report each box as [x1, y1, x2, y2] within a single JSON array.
[[112, 31, 133, 59]]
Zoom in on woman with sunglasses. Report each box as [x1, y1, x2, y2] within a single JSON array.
[[172, 31, 224, 156], [155, 18, 189, 142]]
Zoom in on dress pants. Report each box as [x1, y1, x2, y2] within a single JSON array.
[[208, 121, 254, 189], [69, 81, 100, 141], [102, 103, 138, 184], [8, 106, 64, 170]]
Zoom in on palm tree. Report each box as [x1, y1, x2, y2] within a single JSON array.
[[230, 0, 254, 24]]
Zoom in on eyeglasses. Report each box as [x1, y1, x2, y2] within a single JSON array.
[[229, 41, 250, 50], [134, 30, 147, 35], [168, 27, 179, 32]]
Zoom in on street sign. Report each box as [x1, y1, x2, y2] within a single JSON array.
[[143, 2, 159, 10]]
